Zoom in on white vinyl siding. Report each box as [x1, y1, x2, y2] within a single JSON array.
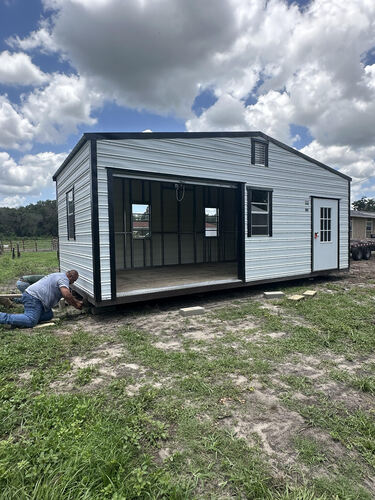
[[56, 142, 94, 297]]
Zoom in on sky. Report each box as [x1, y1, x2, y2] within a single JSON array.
[[0, 0, 375, 208]]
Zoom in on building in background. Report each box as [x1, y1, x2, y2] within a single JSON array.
[[350, 210, 375, 239]]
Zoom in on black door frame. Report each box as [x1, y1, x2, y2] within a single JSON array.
[[107, 168, 246, 300]]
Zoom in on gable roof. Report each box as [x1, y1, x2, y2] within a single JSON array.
[[350, 210, 375, 219], [52, 131, 352, 182]]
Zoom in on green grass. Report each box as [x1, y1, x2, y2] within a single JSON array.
[[0, 251, 58, 285], [0, 257, 375, 498], [294, 436, 327, 465]]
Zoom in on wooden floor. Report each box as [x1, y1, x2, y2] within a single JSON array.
[[116, 262, 239, 296]]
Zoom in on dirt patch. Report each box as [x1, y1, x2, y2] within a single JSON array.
[[153, 340, 183, 351], [275, 353, 375, 412], [222, 385, 305, 470]]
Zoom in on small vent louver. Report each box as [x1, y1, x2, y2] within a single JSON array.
[[251, 139, 268, 167]]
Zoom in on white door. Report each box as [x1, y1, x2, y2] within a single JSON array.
[[312, 198, 338, 271]]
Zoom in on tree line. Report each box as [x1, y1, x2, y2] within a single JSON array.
[[0, 200, 57, 238]]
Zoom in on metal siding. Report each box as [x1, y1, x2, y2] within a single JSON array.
[[56, 142, 94, 296], [96, 137, 349, 287]]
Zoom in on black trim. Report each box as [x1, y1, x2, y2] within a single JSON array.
[[337, 199, 340, 271], [348, 183, 351, 269], [251, 138, 269, 167], [52, 131, 352, 182], [237, 183, 246, 281], [310, 196, 314, 273], [55, 181, 60, 271], [247, 187, 273, 237], [107, 169, 116, 300], [90, 140, 101, 302], [66, 187, 76, 241], [73, 268, 348, 308]]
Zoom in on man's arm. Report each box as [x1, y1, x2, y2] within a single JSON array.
[[60, 287, 83, 309]]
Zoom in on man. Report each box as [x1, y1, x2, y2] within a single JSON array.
[[9, 274, 45, 304], [16, 274, 45, 294], [0, 270, 83, 328]]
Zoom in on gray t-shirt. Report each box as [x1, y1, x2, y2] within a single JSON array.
[[26, 272, 70, 310]]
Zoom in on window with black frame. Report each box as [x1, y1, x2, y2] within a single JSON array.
[[66, 188, 75, 240], [132, 204, 151, 239], [247, 189, 272, 236], [205, 207, 219, 237]]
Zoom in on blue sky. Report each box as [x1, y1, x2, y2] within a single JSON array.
[[0, 0, 375, 207]]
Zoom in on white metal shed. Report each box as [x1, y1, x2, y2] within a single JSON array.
[[53, 132, 351, 307]]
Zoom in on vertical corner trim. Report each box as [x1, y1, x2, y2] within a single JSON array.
[[107, 169, 117, 300], [237, 183, 246, 282], [348, 181, 351, 269], [90, 139, 102, 302], [55, 180, 61, 271]]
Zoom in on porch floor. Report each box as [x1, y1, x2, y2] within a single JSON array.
[[116, 262, 239, 296]]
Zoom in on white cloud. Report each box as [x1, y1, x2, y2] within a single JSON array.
[[300, 140, 375, 199], [14, 0, 241, 115], [187, 90, 294, 143], [0, 195, 27, 208], [0, 74, 103, 149], [187, 94, 247, 132], [7, 19, 58, 53], [0, 51, 48, 86], [0, 96, 34, 150], [21, 73, 103, 143], [9, 0, 375, 136], [0, 151, 66, 197]]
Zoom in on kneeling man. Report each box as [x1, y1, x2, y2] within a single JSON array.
[[0, 270, 83, 328]]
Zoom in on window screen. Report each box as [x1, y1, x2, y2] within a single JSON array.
[[66, 189, 75, 240], [132, 204, 151, 239], [320, 207, 332, 242], [205, 207, 219, 237], [251, 140, 268, 167], [247, 189, 272, 236]]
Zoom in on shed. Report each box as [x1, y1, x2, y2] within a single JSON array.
[[350, 210, 375, 239], [53, 132, 351, 307]]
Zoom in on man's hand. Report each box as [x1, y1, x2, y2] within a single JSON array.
[[60, 287, 84, 310]]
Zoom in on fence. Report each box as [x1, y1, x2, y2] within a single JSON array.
[[0, 238, 58, 256]]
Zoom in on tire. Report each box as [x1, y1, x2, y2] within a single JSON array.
[[363, 247, 371, 260], [352, 248, 363, 260]]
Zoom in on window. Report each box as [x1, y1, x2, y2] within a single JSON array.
[[132, 204, 151, 239], [251, 139, 268, 167], [205, 207, 219, 237], [247, 189, 272, 236], [66, 189, 75, 240], [320, 207, 332, 242], [366, 219, 372, 238]]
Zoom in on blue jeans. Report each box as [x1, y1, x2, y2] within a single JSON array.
[[0, 292, 53, 328], [13, 280, 30, 303], [17, 280, 30, 293]]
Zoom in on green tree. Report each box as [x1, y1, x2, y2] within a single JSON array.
[[0, 200, 57, 238], [352, 197, 375, 212]]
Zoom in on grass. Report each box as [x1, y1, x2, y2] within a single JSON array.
[[0, 258, 374, 498], [0, 251, 58, 285]]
